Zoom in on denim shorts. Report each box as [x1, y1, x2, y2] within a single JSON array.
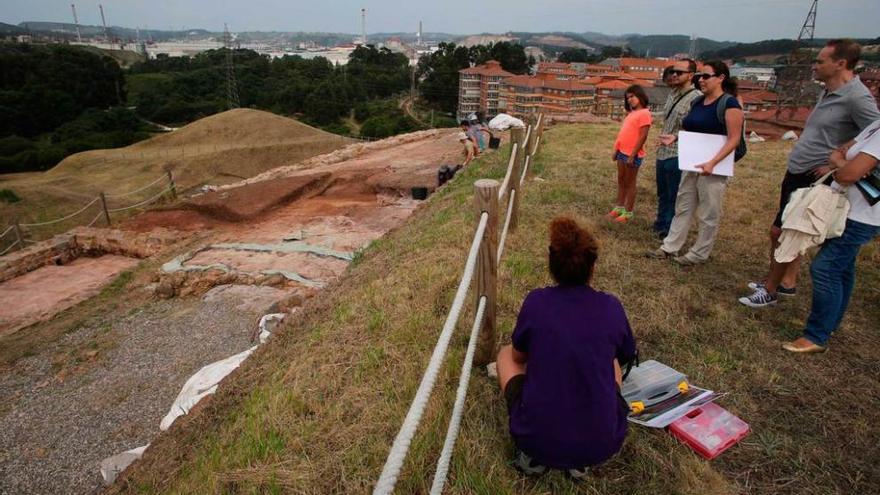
[[615, 151, 643, 168]]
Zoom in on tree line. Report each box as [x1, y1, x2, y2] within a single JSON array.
[[1, 41, 533, 173]]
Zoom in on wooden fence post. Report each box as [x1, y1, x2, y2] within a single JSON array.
[[99, 193, 111, 226], [13, 220, 24, 251], [509, 127, 523, 155], [508, 149, 522, 231], [473, 179, 499, 367], [167, 170, 177, 200]]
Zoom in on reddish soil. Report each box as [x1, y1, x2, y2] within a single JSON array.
[[117, 129, 478, 293], [0, 255, 139, 336]]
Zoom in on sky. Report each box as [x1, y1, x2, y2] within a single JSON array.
[[4, 0, 879, 43]]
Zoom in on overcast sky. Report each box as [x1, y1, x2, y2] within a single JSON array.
[[4, 0, 878, 43]]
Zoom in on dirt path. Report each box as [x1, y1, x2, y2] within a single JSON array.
[[0, 285, 288, 495]]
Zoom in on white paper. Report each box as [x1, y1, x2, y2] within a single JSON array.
[[678, 131, 735, 177]]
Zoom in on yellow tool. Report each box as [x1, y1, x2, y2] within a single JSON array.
[[630, 401, 645, 415], [678, 381, 690, 394]]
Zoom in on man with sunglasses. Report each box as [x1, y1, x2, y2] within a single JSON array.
[[739, 39, 880, 309], [653, 59, 700, 237]]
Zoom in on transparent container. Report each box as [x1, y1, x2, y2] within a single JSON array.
[[668, 402, 750, 459]]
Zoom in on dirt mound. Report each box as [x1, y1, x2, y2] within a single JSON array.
[[128, 109, 342, 150], [1, 110, 354, 234], [182, 174, 333, 221]]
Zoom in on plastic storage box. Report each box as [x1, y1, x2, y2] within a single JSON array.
[[668, 402, 750, 460]]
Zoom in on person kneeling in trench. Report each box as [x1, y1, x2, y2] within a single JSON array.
[[496, 216, 638, 479]]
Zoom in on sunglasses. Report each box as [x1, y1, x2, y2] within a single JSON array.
[[695, 73, 718, 81], [669, 69, 692, 76]]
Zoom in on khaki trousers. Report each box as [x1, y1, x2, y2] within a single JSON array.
[[661, 171, 729, 262]]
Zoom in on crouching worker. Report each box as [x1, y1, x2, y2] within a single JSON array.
[[496, 216, 637, 479]]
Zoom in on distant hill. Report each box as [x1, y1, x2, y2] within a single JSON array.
[[17, 21, 214, 41], [0, 22, 25, 35], [624, 35, 737, 57]]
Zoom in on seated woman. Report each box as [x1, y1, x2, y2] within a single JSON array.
[[496, 217, 638, 478]]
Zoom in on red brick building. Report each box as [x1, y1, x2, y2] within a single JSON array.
[[499, 76, 596, 115], [457, 60, 514, 120]]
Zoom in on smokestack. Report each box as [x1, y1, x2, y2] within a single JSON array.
[[70, 4, 81, 43], [361, 8, 366, 45], [418, 20, 422, 47]]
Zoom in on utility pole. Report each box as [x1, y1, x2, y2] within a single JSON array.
[[70, 4, 81, 43], [775, 0, 820, 116], [224, 23, 240, 109]]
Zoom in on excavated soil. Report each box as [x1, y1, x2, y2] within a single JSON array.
[[0, 255, 139, 337], [0, 127, 498, 494]]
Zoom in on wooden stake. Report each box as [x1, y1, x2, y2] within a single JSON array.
[[509, 152, 522, 231], [167, 170, 177, 200], [12, 220, 24, 251], [473, 179, 499, 366], [99, 193, 111, 226], [509, 127, 523, 155]]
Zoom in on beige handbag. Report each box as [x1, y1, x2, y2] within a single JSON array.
[[781, 170, 850, 241]]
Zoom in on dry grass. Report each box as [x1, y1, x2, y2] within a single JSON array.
[[109, 123, 880, 494], [0, 109, 354, 240]]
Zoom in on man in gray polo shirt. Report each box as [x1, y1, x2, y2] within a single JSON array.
[[740, 39, 880, 307]]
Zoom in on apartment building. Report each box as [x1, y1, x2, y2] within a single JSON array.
[[499, 76, 595, 116], [457, 60, 514, 120]]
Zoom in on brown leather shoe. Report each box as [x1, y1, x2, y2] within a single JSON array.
[[782, 338, 827, 354]]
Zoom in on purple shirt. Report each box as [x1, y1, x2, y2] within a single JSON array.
[[510, 285, 637, 468]]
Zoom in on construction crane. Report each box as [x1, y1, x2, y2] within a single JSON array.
[[775, 0, 820, 117], [224, 23, 240, 109], [99, 4, 110, 43], [70, 4, 81, 43]]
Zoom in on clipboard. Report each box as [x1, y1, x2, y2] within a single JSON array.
[[678, 131, 735, 177]]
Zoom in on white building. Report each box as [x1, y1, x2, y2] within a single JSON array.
[[731, 65, 777, 88]]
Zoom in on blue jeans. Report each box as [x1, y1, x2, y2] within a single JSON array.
[[653, 157, 682, 234], [804, 219, 880, 346]]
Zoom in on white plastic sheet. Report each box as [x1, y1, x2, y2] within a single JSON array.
[[748, 131, 766, 143], [159, 346, 256, 431], [101, 310, 289, 484], [100, 444, 148, 485], [488, 113, 525, 130]]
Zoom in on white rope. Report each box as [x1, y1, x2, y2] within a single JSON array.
[[429, 295, 487, 495], [532, 136, 541, 156], [497, 143, 518, 201], [20, 197, 99, 227], [105, 174, 169, 198], [0, 239, 20, 256], [496, 189, 516, 264], [86, 211, 105, 228], [373, 211, 489, 495], [0, 225, 13, 240], [107, 185, 173, 213], [519, 155, 530, 186]]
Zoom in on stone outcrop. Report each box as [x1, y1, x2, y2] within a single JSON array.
[[0, 227, 178, 283]]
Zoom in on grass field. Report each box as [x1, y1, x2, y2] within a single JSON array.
[[110, 122, 880, 494]]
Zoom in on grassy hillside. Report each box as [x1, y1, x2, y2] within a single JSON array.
[[0, 109, 355, 239], [110, 123, 879, 494]]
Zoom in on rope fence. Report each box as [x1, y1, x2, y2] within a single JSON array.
[[1, 171, 178, 256], [374, 113, 545, 494]]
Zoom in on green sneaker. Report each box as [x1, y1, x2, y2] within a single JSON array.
[[614, 210, 634, 223], [607, 206, 625, 219]]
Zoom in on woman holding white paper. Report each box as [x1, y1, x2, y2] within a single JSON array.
[[646, 61, 744, 266]]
